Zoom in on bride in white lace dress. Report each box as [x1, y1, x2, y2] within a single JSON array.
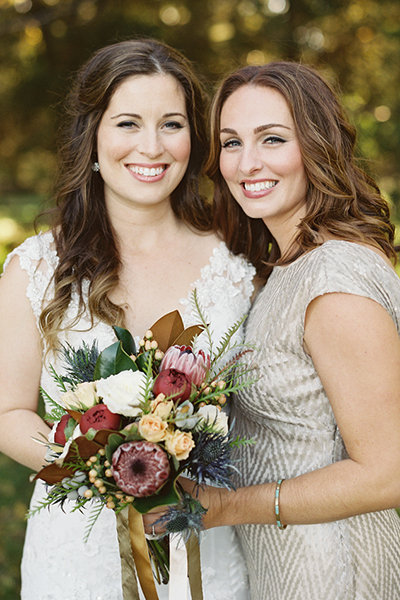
[[0, 39, 254, 600]]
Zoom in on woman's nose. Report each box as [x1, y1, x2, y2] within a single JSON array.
[[239, 145, 263, 176], [137, 129, 163, 159]]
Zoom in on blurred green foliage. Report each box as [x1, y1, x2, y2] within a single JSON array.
[[0, 0, 399, 597], [0, 456, 32, 599]]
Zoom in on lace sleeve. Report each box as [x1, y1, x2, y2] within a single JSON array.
[[180, 242, 256, 352], [2, 231, 58, 328]]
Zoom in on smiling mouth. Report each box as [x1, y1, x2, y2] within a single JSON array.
[[128, 165, 168, 177], [242, 180, 277, 192]]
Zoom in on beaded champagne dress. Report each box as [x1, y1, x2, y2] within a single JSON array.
[[4, 230, 255, 600], [232, 241, 400, 600]]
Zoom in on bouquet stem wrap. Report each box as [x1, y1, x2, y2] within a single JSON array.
[[117, 505, 159, 600], [116, 506, 203, 600]]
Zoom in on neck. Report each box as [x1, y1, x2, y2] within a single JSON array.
[[106, 198, 185, 255], [263, 207, 306, 259]]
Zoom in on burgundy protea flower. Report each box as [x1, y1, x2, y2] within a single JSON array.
[[152, 368, 191, 402], [80, 404, 120, 434], [160, 345, 210, 387], [111, 440, 170, 497]]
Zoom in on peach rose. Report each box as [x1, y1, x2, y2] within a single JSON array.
[[150, 396, 174, 419], [165, 429, 194, 461], [138, 414, 168, 443]]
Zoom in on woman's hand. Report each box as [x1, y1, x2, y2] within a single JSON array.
[[142, 506, 169, 538], [142, 477, 232, 536]]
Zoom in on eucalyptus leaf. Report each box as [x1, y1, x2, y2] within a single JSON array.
[[113, 326, 137, 356], [64, 417, 77, 441], [84, 427, 98, 441], [94, 341, 138, 380]]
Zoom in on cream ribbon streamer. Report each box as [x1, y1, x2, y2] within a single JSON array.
[[168, 533, 204, 600], [169, 534, 189, 600]]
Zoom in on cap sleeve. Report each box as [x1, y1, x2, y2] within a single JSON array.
[[298, 241, 400, 344], [2, 231, 58, 325]]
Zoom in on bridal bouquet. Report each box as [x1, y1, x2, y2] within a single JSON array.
[[29, 292, 254, 598]]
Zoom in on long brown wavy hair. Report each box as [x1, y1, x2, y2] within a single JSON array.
[[40, 38, 212, 349], [207, 62, 396, 280]]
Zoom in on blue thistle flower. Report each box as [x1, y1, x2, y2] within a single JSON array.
[[60, 340, 100, 386], [180, 429, 236, 489], [154, 492, 206, 542]]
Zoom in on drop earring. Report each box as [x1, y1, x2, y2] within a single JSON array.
[[92, 161, 100, 172]]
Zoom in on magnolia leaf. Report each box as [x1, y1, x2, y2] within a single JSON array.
[[172, 324, 204, 347], [132, 477, 180, 514], [93, 429, 124, 447], [134, 350, 151, 372], [148, 310, 184, 353], [66, 409, 82, 422], [93, 341, 138, 380], [104, 432, 125, 463], [34, 463, 75, 484], [113, 326, 137, 356], [34, 435, 103, 484]]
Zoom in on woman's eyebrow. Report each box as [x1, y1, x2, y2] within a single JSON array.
[[111, 112, 187, 119], [220, 123, 291, 135]]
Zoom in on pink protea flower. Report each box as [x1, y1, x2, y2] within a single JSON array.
[[111, 441, 170, 497], [160, 345, 210, 387]]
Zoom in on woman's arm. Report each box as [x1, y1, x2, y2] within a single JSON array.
[[0, 256, 50, 471], [181, 292, 400, 530]]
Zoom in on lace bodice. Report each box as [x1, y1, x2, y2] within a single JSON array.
[[4, 230, 255, 600]]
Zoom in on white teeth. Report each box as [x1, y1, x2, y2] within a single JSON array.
[[243, 180, 277, 192], [130, 165, 165, 177]]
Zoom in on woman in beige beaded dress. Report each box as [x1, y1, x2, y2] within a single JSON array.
[[162, 62, 400, 599]]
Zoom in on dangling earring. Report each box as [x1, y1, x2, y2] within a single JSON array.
[[92, 161, 100, 172]]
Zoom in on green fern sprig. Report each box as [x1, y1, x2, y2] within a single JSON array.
[[83, 499, 106, 542], [40, 387, 67, 422], [210, 349, 254, 383], [191, 289, 213, 357], [229, 435, 257, 449], [139, 351, 154, 410], [209, 314, 248, 368], [27, 485, 68, 518], [49, 364, 69, 393]]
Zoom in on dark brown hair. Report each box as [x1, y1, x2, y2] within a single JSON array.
[[207, 62, 396, 280], [40, 38, 212, 348]]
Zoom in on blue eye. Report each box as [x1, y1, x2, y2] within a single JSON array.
[[221, 139, 241, 148]]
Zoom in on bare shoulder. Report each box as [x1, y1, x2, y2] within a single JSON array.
[[0, 253, 29, 289]]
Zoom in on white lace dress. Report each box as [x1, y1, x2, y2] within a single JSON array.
[[4, 230, 255, 600]]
